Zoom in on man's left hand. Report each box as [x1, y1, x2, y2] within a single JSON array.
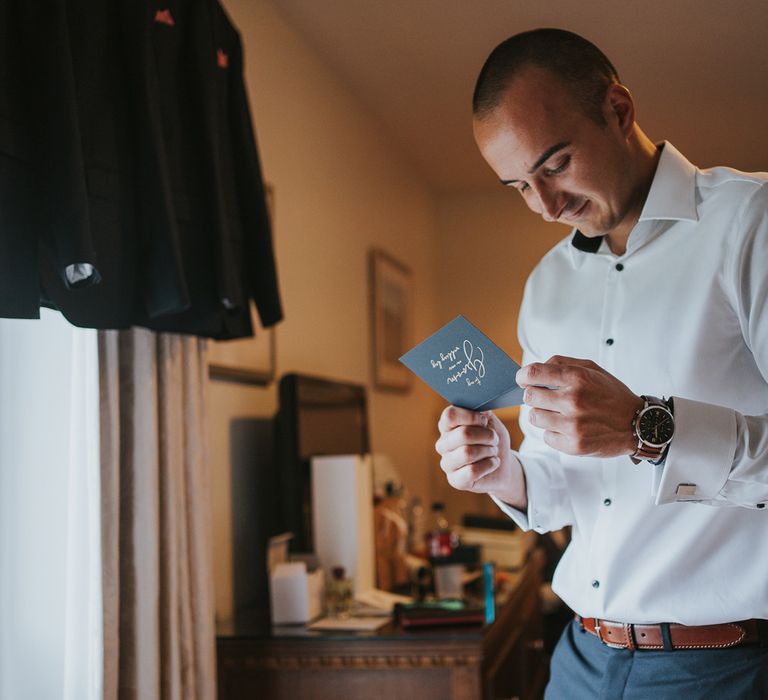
[[516, 356, 644, 458]]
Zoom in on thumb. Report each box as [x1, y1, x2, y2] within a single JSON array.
[[485, 411, 511, 448]]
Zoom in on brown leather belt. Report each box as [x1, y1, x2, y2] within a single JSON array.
[[576, 615, 764, 651]]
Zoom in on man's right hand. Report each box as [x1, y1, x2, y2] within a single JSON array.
[[435, 406, 528, 511]]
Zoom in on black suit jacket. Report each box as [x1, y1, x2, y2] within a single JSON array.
[[36, 0, 142, 329], [141, 0, 283, 339], [2, 0, 282, 338], [0, 1, 40, 319], [207, 0, 282, 330], [0, 0, 101, 321]]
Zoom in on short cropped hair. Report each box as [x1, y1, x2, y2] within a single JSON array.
[[472, 28, 620, 125]]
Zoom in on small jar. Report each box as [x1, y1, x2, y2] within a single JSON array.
[[325, 566, 353, 618]]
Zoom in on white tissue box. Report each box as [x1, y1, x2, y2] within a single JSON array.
[[269, 561, 325, 625]]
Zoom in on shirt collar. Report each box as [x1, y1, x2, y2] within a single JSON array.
[[637, 141, 698, 223], [570, 141, 698, 255]]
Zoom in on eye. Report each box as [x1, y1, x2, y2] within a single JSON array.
[[505, 182, 530, 194], [543, 155, 571, 176]]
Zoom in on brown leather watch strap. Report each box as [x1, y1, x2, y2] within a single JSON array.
[[631, 442, 666, 461]]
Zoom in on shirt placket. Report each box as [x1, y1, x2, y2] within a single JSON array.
[[586, 252, 625, 601]]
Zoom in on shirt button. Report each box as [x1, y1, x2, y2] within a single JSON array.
[[757, 503, 765, 509], [603, 498, 612, 506], [606, 338, 614, 346], [592, 580, 600, 589], [615, 263, 624, 271]]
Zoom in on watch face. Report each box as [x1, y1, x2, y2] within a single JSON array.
[[638, 406, 675, 447]]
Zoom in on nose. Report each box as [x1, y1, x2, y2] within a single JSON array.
[[531, 181, 565, 222]]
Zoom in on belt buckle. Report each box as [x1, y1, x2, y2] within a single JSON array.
[[595, 619, 629, 649], [594, 618, 604, 644]]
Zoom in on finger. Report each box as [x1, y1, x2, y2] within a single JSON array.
[[446, 457, 500, 491], [528, 407, 570, 432], [470, 456, 503, 482], [486, 412, 511, 447], [438, 405, 489, 434], [523, 385, 564, 412], [545, 355, 599, 369], [516, 361, 583, 389], [541, 428, 589, 456], [515, 362, 565, 388], [440, 443, 499, 474], [435, 424, 498, 454]]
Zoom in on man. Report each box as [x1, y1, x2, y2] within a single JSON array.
[[435, 28, 768, 698]]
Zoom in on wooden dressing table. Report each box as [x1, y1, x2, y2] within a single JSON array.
[[217, 549, 547, 700]]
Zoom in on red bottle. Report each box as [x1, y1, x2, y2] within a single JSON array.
[[427, 502, 455, 558]]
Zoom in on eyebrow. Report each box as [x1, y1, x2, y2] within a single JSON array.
[[500, 141, 571, 185]]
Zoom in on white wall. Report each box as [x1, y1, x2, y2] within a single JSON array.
[[431, 190, 569, 522], [435, 190, 569, 360], [210, 0, 441, 622]]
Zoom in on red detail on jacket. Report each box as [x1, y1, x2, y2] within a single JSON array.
[[154, 9, 175, 27]]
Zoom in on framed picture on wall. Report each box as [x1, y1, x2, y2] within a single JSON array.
[[369, 249, 412, 392], [208, 186, 277, 385]]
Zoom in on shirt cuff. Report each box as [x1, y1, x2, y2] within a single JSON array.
[[653, 396, 737, 505], [490, 450, 553, 532]]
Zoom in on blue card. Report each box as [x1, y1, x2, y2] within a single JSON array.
[[399, 315, 524, 410]]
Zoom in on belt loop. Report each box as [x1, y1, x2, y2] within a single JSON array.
[[625, 623, 637, 651], [660, 622, 674, 651], [758, 620, 768, 649]]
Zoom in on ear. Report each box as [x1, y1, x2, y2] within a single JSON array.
[[604, 83, 635, 139]]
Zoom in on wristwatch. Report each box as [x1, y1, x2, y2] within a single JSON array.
[[630, 395, 675, 465]]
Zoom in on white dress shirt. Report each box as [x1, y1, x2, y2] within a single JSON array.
[[495, 142, 768, 625]]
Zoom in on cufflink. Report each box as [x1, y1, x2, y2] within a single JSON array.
[[675, 483, 697, 497]]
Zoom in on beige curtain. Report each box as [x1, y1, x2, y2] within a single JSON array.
[[99, 328, 216, 700]]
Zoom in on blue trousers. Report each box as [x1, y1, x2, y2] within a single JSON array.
[[545, 620, 768, 699]]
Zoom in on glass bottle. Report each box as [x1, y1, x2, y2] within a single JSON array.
[[325, 566, 353, 618], [407, 496, 425, 554], [426, 501, 455, 558]]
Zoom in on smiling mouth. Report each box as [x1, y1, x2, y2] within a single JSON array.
[[565, 200, 589, 221]]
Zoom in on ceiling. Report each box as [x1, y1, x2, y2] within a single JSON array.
[[270, 0, 768, 193]]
